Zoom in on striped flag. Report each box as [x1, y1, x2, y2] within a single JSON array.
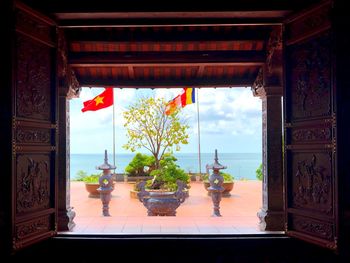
[[165, 88, 195, 115]]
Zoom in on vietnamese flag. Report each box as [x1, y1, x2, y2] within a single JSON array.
[[81, 88, 114, 112]]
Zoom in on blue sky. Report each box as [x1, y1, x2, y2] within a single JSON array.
[[69, 87, 262, 154]]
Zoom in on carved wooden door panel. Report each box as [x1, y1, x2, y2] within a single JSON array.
[[12, 2, 58, 250], [284, 1, 337, 249]]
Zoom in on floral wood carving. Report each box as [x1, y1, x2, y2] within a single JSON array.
[[16, 35, 51, 120], [293, 216, 333, 240], [16, 127, 51, 144], [292, 153, 332, 215], [58, 29, 81, 99], [288, 34, 331, 120], [266, 27, 282, 74], [251, 68, 265, 98], [16, 155, 50, 214], [15, 215, 50, 240], [292, 127, 332, 143]]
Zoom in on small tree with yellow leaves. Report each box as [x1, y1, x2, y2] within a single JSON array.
[[123, 97, 189, 169]]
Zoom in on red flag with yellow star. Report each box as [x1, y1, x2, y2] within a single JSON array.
[[81, 88, 114, 112]]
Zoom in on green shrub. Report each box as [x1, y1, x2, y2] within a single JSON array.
[[256, 163, 263, 181], [75, 170, 88, 181], [203, 172, 234, 183], [125, 153, 155, 177], [82, 173, 101, 183]]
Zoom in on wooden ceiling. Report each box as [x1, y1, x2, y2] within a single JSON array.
[[67, 26, 270, 87], [21, 0, 322, 88]]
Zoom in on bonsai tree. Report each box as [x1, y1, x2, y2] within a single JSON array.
[[125, 153, 155, 177], [123, 97, 189, 169], [146, 153, 190, 191]]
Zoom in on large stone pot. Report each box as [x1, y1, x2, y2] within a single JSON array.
[[204, 181, 234, 197], [84, 183, 100, 198], [137, 181, 187, 216], [85, 182, 115, 198]]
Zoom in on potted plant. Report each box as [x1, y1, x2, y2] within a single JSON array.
[[75, 170, 115, 198], [83, 173, 102, 198], [132, 154, 190, 195], [203, 172, 234, 197], [135, 154, 190, 215]]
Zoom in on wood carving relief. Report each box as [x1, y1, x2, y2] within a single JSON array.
[[288, 34, 331, 120], [16, 127, 51, 144], [251, 68, 264, 98], [266, 27, 282, 74], [291, 126, 332, 144], [291, 152, 332, 215], [16, 35, 51, 120], [58, 29, 81, 99], [292, 215, 333, 240], [15, 215, 51, 241], [16, 154, 50, 214]]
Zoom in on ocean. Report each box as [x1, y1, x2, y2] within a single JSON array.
[[70, 153, 262, 180]]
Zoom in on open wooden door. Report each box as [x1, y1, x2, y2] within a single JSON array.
[[283, 1, 338, 250], [11, 1, 58, 250]]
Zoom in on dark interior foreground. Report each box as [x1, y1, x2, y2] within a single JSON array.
[[1, 0, 350, 262]]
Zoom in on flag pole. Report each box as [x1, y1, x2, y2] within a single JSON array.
[[196, 88, 202, 177], [112, 90, 116, 172]]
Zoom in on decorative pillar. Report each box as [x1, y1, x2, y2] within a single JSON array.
[[58, 94, 75, 230], [251, 26, 284, 231], [96, 150, 115, 217], [206, 150, 227, 217], [57, 29, 81, 231]]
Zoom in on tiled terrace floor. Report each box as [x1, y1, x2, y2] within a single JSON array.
[[64, 180, 268, 234]]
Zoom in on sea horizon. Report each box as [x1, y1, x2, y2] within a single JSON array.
[[70, 152, 262, 181]]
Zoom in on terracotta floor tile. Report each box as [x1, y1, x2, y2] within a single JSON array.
[[67, 180, 264, 234]]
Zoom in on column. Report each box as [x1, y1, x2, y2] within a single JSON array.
[[256, 89, 284, 231], [57, 29, 80, 231], [57, 95, 76, 231]]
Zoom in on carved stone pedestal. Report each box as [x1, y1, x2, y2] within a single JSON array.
[[58, 207, 76, 231], [257, 209, 284, 231]]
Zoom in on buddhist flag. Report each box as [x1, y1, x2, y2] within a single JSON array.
[[165, 95, 181, 115], [81, 88, 114, 112], [165, 88, 195, 115], [180, 87, 195, 107]]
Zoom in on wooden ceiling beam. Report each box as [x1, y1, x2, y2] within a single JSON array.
[[55, 11, 291, 20], [58, 18, 282, 28], [128, 66, 135, 79], [66, 26, 271, 42], [76, 78, 255, 88], [69, 40, 266, 49], [21, 0, 320, 14], [197, 66, 205, 78], [69, 51, 265, 66]]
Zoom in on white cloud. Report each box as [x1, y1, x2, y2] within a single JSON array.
[[69, 87, 262, 153], [182, 88, 261, 136], [154, 88, 183, 101]]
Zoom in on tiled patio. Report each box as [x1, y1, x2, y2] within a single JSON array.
[[64, 180, 267, 234]]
